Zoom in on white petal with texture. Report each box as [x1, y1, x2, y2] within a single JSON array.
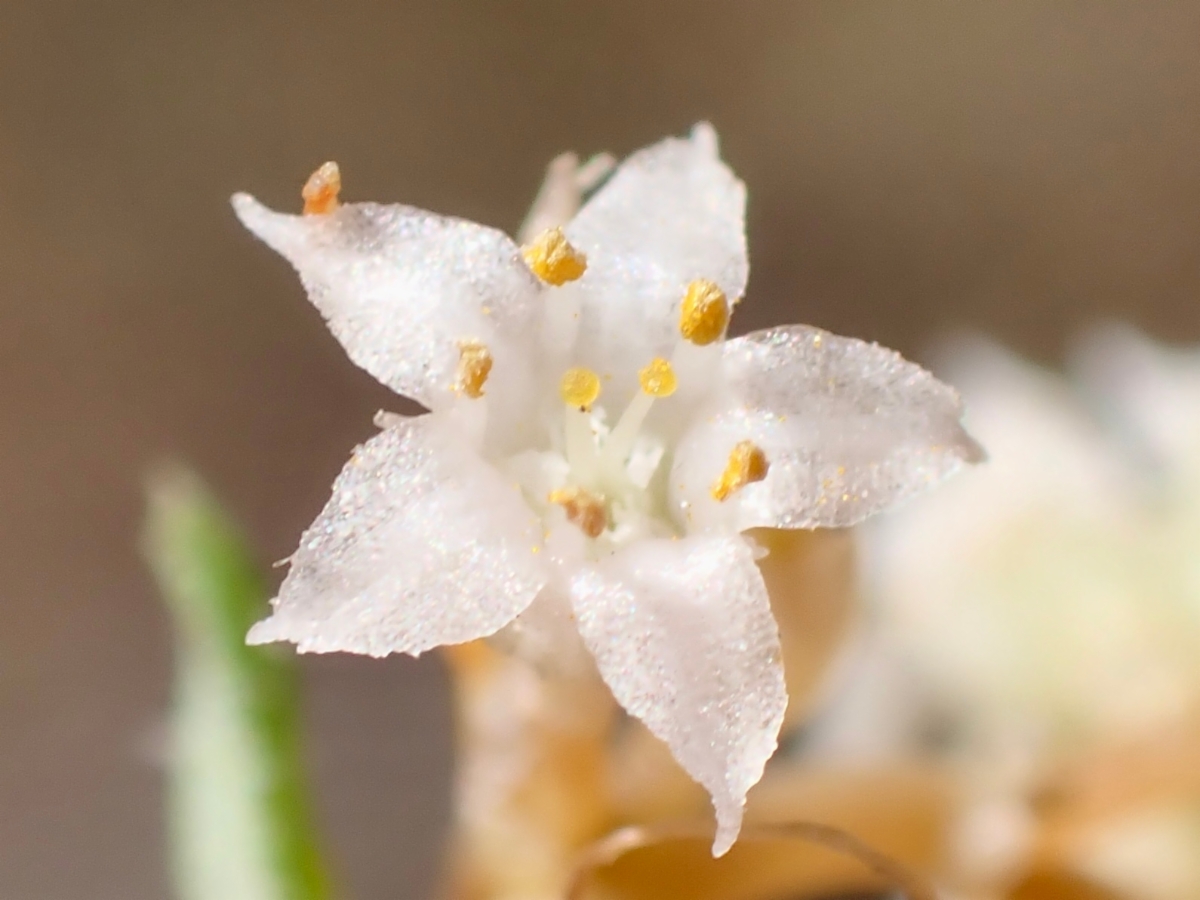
[[672, 325, 983, 532], [248, 416, 547, 657], [232, 195, 544, 434], [568, 534, 786, 856], [563, 123, 747, 401]]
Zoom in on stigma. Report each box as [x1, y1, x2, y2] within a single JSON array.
[[522, 227, 588, 286], [711, 440, 769, 501], [560, 367, 602, 410], [638, 357, 678, 397], [602, 357, 678, 473], [302, 162, 341, 216]]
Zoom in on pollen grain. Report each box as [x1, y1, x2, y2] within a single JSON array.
[[301, 161, 341, 216], [548, 486, 608, 538], [455, 339, 493, 399], [522, 227, 588, 286], [679, 279, 729, 345], [711, 440, 769, 502]]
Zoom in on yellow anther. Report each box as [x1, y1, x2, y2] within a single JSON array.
[[522, 227, 588, 286], [560, 367, 601, 410], [455, 339, 493, 399], [710, 440, 769, 502], [548, 486, 608, 538], [679, 279, 730, 346], [638, 357, 678, 398], [302, 161, 341, 216]]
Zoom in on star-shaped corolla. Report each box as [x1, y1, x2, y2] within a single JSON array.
[[232, 124, 981, 855]]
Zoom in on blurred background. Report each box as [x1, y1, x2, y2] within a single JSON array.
[[4, 3, 1200, 898]]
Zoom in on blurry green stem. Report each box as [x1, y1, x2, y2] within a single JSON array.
[[143, 467, 332, 900]]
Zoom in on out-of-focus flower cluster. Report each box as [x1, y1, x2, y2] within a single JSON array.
[[804, 329, 1200, 900]]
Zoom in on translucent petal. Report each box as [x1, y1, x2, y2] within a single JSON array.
[[563, 123, 748, 401], [672, 325, 983, 532], [568, 534, 787, 856], [1071, 323, 1200, 477], [232, 194, 544, 438], [487, 586, 595, 679], [247, 415, 547, 657]]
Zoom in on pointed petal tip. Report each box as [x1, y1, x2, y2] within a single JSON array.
[[229, 192, 314, 260], [959, 426, 988, 464], [708, 691, 783, 857], [245, 616, 281, 646], [229, 191, 263, 219], [690, 121, 719, 156], [230, 192, 284, 240], [570, 535, 783, 862], [711, 806, 742, 857]]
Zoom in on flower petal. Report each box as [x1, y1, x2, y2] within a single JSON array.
[[1071, 322, 1200, 477], [672, 325, 983, 532], [563, 123, 748, 398], [568, 534, 787, 856], [248, 415, 547, 656], [232, 194, 544, 431]]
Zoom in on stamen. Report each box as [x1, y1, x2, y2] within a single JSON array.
[[522, 227, 588, 286], [455, 339, 493, 398], [302, 162, 341, 216], [679, 279, 730, 345], [559, 368, 602, 480], [548, 486, 607, 538], [711, 440, 769, 502], [560, 367, 601, 410], [563, 407, 599, 481], [604, 358, 678, 469]]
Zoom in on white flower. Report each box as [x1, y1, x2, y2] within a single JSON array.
[[860, 331, 1200, 752], [827, 329, 1200, 897], [231, 124, 979, 855]]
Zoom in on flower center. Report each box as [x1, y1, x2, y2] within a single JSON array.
[[539, 360, 678, 551], [486, 230, 765, 555]]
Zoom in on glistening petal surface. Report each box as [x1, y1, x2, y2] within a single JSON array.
[[568, 534, 787, 856], [673, 325, 983, 531], [248, 417, 547, 657], [232, 194, 543, 422], [563, 124, 748, 399]]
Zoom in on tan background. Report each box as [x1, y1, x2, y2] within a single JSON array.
[[3, 3, 1200, 898]]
